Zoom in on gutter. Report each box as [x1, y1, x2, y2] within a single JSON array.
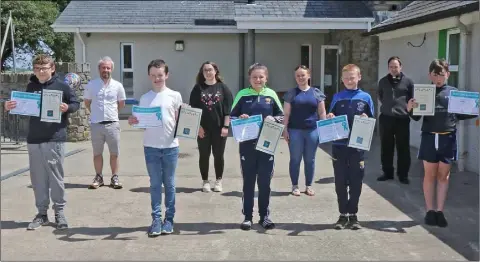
[[456, 16, 470, 172], [363, 1, 478, 36], [75, 28, 86, 63]]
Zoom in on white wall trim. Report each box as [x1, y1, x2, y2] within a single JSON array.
[[255, 29, 329, 34], [234, 17, 375, 22], [52, 25, 247, 33], [236, 20, 372, 30], [376, 11, 479, 40]]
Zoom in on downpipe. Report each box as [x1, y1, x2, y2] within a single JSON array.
[[456, 17, 470, 172], [76, 28, 86, 63]]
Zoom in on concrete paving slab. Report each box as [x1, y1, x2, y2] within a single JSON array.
[[1, 121, 478, 261]]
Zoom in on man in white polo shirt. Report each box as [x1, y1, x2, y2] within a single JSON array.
[[84, 56, 126, 189]]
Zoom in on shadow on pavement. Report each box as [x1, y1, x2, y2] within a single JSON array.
[[221, 191, 291, 197], [316, 177, 334, 184], [42, 220, 418, 241], [27, 183, 90, 189], [130, 187, 202, 194], [317, 136, 480, 261]]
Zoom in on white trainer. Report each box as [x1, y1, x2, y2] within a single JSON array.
[[202, 180, 211, 192], [213, 179, 223, 192]]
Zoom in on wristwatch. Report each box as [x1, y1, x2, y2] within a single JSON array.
[[223, 125, 230, 128]]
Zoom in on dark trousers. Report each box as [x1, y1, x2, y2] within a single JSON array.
[[332, 145, 365, 214], [197, 127, 227, 181], [379, 114, 411, 178], [239, 142, 274, 220]]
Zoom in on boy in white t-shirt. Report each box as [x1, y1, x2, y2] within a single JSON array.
[[128, 59, 182, 237]]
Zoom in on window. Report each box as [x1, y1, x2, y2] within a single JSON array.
[[446, 29, 460, 87], [120, 43, 134, 96], [301, 44, 312, 85]]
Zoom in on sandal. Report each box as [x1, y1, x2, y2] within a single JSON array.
[[292, 186, 301, 196], [305, 187, 315, 196]]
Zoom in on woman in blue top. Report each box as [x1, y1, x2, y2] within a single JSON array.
[[282, 65, 327, 196]]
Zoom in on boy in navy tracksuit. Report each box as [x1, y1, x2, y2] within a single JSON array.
[[230, 63, 284, 231], [327, 64, 374, 230], [408, 59, 478, 228]]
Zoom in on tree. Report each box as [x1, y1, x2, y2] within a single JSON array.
[[0, 0, 74, 70]]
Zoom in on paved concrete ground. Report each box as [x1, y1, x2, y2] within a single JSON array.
[[1, 121, 478, 261]]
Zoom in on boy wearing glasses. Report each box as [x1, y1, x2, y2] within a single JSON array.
[[3, 54, 80, 230]]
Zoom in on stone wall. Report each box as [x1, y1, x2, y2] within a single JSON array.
[[326, 30, 380, 116], [0, 62, 91, 142]]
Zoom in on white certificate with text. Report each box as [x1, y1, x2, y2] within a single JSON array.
[[40, 89, 63, 123], [231, 114, 263, 142], [316, 115, 350, 144], [348, 115, 376, 151], [255, 119, 284, 155], [175, 106, 203, 139], [448, 90, 479, 115], [132, 106, 163, 128], [9, 91, 41, 117], [413, 84, 436, 116]]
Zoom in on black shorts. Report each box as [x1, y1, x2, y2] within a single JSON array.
[[417, 132, 457, 164]]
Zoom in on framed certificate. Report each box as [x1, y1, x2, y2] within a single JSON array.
[[40, 89, 63, 123], [412, 84, 436, 116], [255, 119, 284, 155], [348, 115, 376, 151], [448, 90, 479, 115], [231, 114, 263, 142], [174, 106, 203, 139], [9, 91, 41, 117]]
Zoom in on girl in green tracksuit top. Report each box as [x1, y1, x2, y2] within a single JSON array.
[[230, 63, 284, 231]]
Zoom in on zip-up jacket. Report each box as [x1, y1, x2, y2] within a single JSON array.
[[409, 84, 477, 132], [329, 88, 375, 145], [230, 86, 284, 141], [26, 73, 80, 144], [378, 72, 414, 118]]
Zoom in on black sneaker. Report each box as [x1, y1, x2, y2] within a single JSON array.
[[240, 220, 252, 231], [259, 217, 275, 230], [436, 211, 448, 228], [377, 174, 394, 181], [27, 214, 49, 230], [55, 213, 68, 230], [334, 215, 349, 230], [89, 174, 104, 189], [398, 177, 410, 184], [424, 210, 437, 226], [110, 174, 123, 189], [348, 215, 362, 230]]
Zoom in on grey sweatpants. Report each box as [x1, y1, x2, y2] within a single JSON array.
[[27, 142, 66, 214]]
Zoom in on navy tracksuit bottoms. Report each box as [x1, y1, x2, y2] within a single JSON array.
[[331, 145, 365, 215], [239, 141, 274, 220]]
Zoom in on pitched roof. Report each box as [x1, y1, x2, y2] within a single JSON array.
[[53, 0, 374, 27], [53, 0, 236, 26], [234, 0, 373, 19], [366, 0, 479, 35]]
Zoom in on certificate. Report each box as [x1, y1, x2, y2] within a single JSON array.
[[255, 118, 284, 155], [40, 89, 63, 123], [175, 106, 203, 139], [412, 84, 436, 116], [132, 106, 163, 128], [316, 115, 350, 144], [231, 114, 263, 142], [9, 91, 41, 117], [348, 115, 376, 151], [448, 90, 479, 115]]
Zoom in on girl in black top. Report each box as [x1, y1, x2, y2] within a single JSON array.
[[189, 61, 233, 193]]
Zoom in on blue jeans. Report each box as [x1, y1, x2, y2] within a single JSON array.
[[288, 128, 319, 186], [144, 146, 179, 221]]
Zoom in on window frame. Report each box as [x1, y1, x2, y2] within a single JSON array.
[[120, 42, 134, 89], [446, 28, 460, 73]]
